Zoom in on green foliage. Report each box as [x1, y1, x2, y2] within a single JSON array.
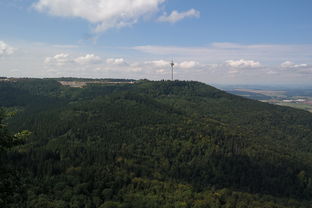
[[0, 109, 28, 207], [2, 79, 312, 207]]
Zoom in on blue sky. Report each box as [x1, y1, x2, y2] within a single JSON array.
[[0, 0, 312, 85]]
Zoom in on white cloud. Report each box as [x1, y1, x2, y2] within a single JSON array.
[[267, 70, 278, 75], [158, 9, 200, 23], [75, 54, 101, 65], [52, 44, 78, 49], [146, 60, 170, 68], [178, 61, 199, 69], [128, 66, 143, 72], [45, 53, 102, 66], [3, 41, 312, 85], [226, 59, 261, 68], [280, 61, 308, 68], [142, 60, 201, 71], [34, 0, 166, 32], [228, 69, 239, 74], [132, 43, 312, 65], [106, 58, 127, 65], [0, 41, 15, 56], [280, 61, 312, 75], [156, 69, 167, 74], [44, 53, 71, 66]]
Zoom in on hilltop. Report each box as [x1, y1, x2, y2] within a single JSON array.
[[1, 78, 312, 208]]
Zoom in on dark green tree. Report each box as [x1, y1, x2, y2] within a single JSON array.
[[0, 109, 29, 207]]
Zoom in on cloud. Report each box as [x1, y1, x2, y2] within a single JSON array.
[[52, 44, 78, 49], [158, 9, 200, 23], [178, 61, 199, 69], [155, 69, 167, 74], [106, 58, 127, 65], [5, 41, 312, 85], [0, 41, 15, 57], [132, 43, 312, 65], [45, 53, 103, 66], [44, 53, 71, 66], [267, 70, 278, 75], [146, 60, 170, 68], [280, 61, 308, 68], [34, 0, 166, 32], [226, 59, 261, 68], [143, 60, 200, 70], [75, 54, 101, 65], [280, 61, 312, 75]]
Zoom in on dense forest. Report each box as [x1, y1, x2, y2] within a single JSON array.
[[1, 78, 312, 207]]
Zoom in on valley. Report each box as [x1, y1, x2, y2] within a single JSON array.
[[226, 87, 312, 113]]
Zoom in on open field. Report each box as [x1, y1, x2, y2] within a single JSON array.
[[263, 101, 312, 113], [227, 88, 312, 113], [58, 80, 135, 88], [233, 88, 287, 98]]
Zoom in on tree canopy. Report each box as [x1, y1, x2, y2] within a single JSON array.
[[1, 79, 312, 207]]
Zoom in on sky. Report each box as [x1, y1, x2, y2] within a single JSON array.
[[0, 0, 312, 86]]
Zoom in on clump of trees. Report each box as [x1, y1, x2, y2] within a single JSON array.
[[1, 110, 31, 207]]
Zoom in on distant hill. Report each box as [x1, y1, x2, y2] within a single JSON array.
[[1, 78, 312, 208]]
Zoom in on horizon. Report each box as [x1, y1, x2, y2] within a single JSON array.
[[2, 76, 312, 90], [1, 0, 312, 85]]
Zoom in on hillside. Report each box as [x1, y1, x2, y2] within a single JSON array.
[[1, 78, 312, 208]]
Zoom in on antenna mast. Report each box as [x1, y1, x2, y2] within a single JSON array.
[[170, 60, 175, 81]]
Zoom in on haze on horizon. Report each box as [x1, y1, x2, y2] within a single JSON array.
[[0, 0, 312, 86]]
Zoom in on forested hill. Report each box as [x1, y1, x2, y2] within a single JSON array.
[[2, 78, 312, 208]]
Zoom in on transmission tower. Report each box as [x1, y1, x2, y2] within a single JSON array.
[[170, 60, 175, 81]]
